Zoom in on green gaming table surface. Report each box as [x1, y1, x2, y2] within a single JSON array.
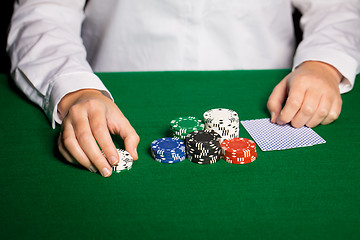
[[0, 70, 359, 240]]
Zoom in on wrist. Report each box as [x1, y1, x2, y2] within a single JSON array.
[[57, 89, 104, 120], [299, 61, 343, 84]]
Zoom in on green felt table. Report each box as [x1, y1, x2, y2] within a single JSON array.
[[0, 70, 359, 240]]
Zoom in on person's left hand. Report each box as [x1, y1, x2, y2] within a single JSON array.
[[267, 61, 343, 128]]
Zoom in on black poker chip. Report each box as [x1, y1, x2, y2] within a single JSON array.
[[185, 130, 222, 165]]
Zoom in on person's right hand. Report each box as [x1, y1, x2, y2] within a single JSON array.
[[57, 89, 140, 177]]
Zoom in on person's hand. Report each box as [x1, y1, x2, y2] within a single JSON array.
[[57, 89, 140, 177], [267, 61, 343, 128]]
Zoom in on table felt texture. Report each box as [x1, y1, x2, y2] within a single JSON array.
[[0, 70, 359, 240]]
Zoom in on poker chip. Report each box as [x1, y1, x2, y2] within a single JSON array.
[[221, 138, 257, 164], [151, 137, 185, 155], [203, 108, 239, 142], [102, 149, 133, 173], [149, 112, 259, 166], [150, 137, 186, 164], [185, 130, 222, 164], [223, 153, 257, 164], [170, 116, 204, 140]]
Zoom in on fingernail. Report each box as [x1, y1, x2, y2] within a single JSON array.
[[277, 119, 285, 125], [101, 168, 111, 177], [134, 148, 138, 160], [89, 165, 98, 173], [110, 156, 118, 165], [270, 112, 275, 122]]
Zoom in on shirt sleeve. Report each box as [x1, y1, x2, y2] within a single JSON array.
[[292, 0, 360, 94], [7, 0, 113, 129]]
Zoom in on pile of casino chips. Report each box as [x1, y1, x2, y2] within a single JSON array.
[[185, 130, 222, 164], [150, 137, 186, 163], [203, 108, 239, 142], [170, 116, 204, 140], [150, 109, 257, 165], [103, 149, 134, 173], [221, 138, 257, 164]]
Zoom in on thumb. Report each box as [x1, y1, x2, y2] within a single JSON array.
[[108, 109, 140, 160], [267, 76, 289, 123], [123, 133, 140, 160]]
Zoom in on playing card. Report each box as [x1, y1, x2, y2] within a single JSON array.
[[240, 118, 326, 151]]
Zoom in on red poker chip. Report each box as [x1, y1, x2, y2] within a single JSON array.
[[224, 158, 255, 164], [221, 138, 256, 153], [224, 153, 257, 164], [221, 138, 257, 164], [223, 148, 257, 158], [224, 151, 257, 160]]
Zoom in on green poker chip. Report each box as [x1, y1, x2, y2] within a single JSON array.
[[170, 116, 204, 132]]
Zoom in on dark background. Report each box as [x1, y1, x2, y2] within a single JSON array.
[[0, 2, 302, 75], [0, 1, 14, 73]]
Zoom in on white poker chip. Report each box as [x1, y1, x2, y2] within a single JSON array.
[[103, 149, 133, 173], [203, 108, 240, 141], [203, 108, 239, 123]]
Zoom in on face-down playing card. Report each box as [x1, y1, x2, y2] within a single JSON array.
[[240, 118, 326, 151]]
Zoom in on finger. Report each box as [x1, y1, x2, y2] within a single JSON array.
[[277, 83, 306, 125], [291, 90, 321, 128], [305, 94, 333, 128], [111, 115, 140, 160], [89, 112, 119, 166], [321, 96, 342, 125], [72, 114, 112, 177], [58, 133, 77, 165], [59, 138, 98, 173], [61, 123, 98, 173], [123, 132, 140, 161], [267, 77, 288, 123]]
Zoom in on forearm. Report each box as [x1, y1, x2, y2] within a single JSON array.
[[292, 0, 360, 93], [7, 0, 111, 128]]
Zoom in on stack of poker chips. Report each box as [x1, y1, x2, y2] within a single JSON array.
[[102, 149, 134, 173], [221, 138, 257, 164], [203, 108, 239, 142], [170, 116, 205, 140], [185, 130, 222, 164], [150, 137, 186, 164]]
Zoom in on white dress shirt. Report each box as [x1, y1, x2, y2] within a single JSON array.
[[7, 0, 360, 128]]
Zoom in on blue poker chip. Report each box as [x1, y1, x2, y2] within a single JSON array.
[[152, 151, 186, 159], [150, 137, 186, 164], [151, 149, 185, 158], [153, 155, 185, 164], [151, 152, 186, 163], [153, 149, 185, 157], [152, 154, 185, 161], [154, 156, 185, 164], [151, 137, 185, 155]]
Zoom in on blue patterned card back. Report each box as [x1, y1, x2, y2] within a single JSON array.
[[240, 118, 326, 151]]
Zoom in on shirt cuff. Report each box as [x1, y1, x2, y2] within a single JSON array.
[[43, 72, 113, 129], [293, 49, 359, 94]]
